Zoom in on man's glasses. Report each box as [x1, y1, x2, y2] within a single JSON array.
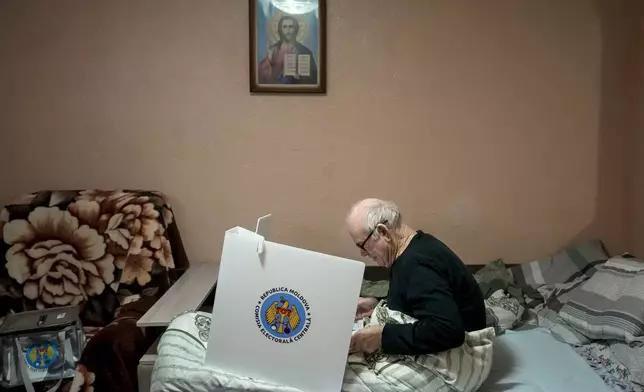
[[357, 220, 388, 251]]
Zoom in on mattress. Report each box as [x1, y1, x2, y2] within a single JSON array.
[[478, 328, 613, 392]]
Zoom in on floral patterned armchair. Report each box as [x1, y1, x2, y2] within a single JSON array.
[[0, 190, 190, 392]]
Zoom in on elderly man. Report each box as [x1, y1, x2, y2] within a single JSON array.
[[347, 199, 486, 355]]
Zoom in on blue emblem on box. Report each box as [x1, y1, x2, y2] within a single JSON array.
[[255, 287, 311, 343], [25, 341, 59, 370]]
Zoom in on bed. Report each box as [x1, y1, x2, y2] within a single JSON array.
[[150, 313, 615, 392], [150, 238, 644, 392], [481, 240, 644, 392], [356, 239, 644, 392]]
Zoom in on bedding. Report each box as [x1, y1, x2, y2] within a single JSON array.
[[345, 302, 494, 392], [510, 239, 608, 289], [360, 280, 389, 299], [609, 341, 644, 390], [474, 259, 513, 286], [479, 328, 612, 392], [512, 242, 606, 314], [360, 242, 643, 392], [484, 289, 525, 334], [533, 276, 590, 312], [500, 250, 644, 392], [475, 259, 543, 309], [517, 307, 591, 346], [575, 342, 643, 392], [558, 255, 644, 344], [151, 311, 301, 392], [151, 304, 495, 392]]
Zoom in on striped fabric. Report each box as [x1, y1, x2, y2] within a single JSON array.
[[151, 311, 303, 392], [558, 255, 644, 344], [517, 307, 591, 346], [511, 239, 608, 289], [151, 308, 494, 392], [343, 302, 495, 392]]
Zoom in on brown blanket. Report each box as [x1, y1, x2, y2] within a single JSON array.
[[0, 190, 189, 392]]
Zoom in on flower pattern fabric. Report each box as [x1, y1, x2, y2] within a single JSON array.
[[1, 190, 184, 313], [0, 189, 190, 392], [575, 342, 641, 392], [70, 363, 96, 392], [68, 190, 175, 287], [4, 207, 115, 309]]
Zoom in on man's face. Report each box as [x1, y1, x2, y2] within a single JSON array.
[[281, 19, 297, 43], [347, 216, 391, 267]]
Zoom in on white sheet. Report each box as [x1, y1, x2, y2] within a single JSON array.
[[479, 328, 613, 392]]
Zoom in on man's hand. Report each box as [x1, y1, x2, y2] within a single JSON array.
[[349, 325, 384, 354], [356, 297, 378, 321]]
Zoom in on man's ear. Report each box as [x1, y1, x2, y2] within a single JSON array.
[[377, 224, 390, 240]]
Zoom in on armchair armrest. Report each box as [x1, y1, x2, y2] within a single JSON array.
[[137, 262, 219, 328]]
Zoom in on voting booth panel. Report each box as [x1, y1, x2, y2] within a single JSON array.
[[205, 225, 365, 392]]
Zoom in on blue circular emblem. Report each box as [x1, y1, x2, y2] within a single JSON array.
[[255, 287, 311, 343], [25, 340, 59, 370]]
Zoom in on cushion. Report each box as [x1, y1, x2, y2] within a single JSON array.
[[474, 259, 513, 294], [484, 289, 525, 334], [517, 307, 591, 346], [558, 255, 644, 344], [475, 259, 544, 309], [510, 239, 608, 288]]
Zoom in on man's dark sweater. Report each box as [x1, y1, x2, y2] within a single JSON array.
[[381, 231, 486, 355]]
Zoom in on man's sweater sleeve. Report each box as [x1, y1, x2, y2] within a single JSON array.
[[381, 262, 465, 355]]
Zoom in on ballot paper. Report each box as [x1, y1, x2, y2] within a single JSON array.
[[352, 319, 364, 334]]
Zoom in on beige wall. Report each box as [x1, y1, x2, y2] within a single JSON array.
[[582, 0, 643, 257], [631, 4, 644, 256], [0, 1, 636, 265]]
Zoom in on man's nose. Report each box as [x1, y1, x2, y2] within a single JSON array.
[[360, 249, 368, 257]]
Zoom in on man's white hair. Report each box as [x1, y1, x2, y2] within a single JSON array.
[[351, 198, 403, 238]]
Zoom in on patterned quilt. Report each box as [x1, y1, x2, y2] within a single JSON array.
[[575, 342, 644, 392], [0, 190, 190, 392], [151, 304, 494, 392]]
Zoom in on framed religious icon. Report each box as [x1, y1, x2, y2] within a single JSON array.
[[249, 0, 327, 94]]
